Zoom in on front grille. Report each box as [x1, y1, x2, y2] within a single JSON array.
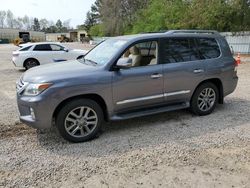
[[16, 78, 27, 95]]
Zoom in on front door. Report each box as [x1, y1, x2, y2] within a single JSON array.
[[50, 44, 68, 62], [112, 40, 164, 113]]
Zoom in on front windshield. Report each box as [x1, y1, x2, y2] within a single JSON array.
[[83, 38, 128, 66]]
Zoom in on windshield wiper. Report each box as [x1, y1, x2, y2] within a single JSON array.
[[85, 58, 98, 65]]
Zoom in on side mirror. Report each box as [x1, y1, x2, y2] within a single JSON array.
[[64, 48, 69, 52], [115, 58, 132, 70]]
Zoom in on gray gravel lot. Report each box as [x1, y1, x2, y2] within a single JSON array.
[[0, 43, 250, 187]]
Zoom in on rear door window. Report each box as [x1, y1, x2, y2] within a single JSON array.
[[163, 38, 200, 63], [196, 38, 221, 59], [33, 44, 52, 51]]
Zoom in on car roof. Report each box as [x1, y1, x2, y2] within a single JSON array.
[[112, 30, 221, 42], [21, 42, 63, 47]]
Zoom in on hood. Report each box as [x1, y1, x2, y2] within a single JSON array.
[[22, 60, 99, 83], [70, 49, 88, 54]]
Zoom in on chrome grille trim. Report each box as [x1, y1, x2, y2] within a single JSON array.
[[16, 79, 28, 95]]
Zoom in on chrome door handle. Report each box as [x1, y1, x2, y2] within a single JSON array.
[[151, 74, 163, 79], [193, 69, 204, 73]]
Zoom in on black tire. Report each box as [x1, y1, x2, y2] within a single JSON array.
[[56, 99, 104, 143], [24, 59, 39, 70], [190, 82, 219, 116]]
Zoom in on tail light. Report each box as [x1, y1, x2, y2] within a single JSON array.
[[234, 59, 239, 66], [234, 59, 238, 72]]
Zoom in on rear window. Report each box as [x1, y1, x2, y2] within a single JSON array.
[[163, 38, 200, 63], [19, 46, 31, 51], [196, 38, 221, 59], [33, 44, 52, 51]]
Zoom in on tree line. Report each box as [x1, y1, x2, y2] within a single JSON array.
[[82, 0, 250, 36], [0, 10, 72, 33]]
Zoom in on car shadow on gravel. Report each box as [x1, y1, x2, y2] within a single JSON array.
[[35, 97, 250, 157]]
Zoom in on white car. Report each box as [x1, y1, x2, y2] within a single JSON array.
[[12, 42, 88, 70]]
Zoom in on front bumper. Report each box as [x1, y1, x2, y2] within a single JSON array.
[[12, 60, 16, 67], [17, 94, 55, 129]]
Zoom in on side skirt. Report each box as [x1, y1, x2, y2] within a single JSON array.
[[110, 102, 190, 121]]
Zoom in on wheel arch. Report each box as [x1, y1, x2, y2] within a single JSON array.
[[53, 94, 109, 122], [192, 78, 224, 104], [23, 58, 40, 68]]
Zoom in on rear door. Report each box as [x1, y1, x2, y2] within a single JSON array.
[[161, 37, 206, 104]]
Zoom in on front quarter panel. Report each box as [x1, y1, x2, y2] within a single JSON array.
[[18, 69, 113, 129]]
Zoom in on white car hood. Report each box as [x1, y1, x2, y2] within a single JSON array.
[[70, 49, 88, 54]]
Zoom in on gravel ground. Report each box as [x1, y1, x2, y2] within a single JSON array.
[[0, 43, 250, 188]]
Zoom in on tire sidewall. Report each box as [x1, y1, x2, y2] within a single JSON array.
[[25, 59, 39, 70], [56, 99, 104, 142], [191, 83, 219, 116]]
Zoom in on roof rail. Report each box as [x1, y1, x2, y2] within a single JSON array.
[[139, 30, 168, 34], [167, 30, 219, 35]]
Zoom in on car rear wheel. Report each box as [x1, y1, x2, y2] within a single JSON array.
[[24, 59, 39, 70], [190, 82, 219, 116], [56, 99, 103, 142]]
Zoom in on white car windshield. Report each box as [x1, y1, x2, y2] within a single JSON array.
[[83, 39, 128, 66]]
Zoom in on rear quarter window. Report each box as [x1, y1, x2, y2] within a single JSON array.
[[196, 38, 221, 59], [19, 46, 31, 51]]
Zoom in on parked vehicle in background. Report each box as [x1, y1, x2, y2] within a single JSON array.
[[16, 30, 238, 142], [13, 32, 31, 46], [12, 42, 87, 70], [89, 37, 107, 45]]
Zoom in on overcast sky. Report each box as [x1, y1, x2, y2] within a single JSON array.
[[0, 0, 96, 28]]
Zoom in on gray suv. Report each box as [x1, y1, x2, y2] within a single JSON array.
[[16, 30, 238, 142]]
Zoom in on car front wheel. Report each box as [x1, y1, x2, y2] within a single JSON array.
[[56, 99, 103, 142], [190, 82, 219, 116]]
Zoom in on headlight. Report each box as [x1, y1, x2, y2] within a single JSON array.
[[23, 83, 52, 96]]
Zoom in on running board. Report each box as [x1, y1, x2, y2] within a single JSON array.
[[110, 102, 190, 121]]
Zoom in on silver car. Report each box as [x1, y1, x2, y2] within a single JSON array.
[[16, 30, 238, 142]]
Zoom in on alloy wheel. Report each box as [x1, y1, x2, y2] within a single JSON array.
[[197, 88, 216, 112], [64, 106, 98, 138]]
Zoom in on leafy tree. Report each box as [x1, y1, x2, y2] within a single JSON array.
[[84, 0, 250, 36], [40, 18, 49, 31], [6, 10, 14, 28], [84, 11, 97, 32], [45, 25, 57, 33], [32, 18, 40, 31], [89, 24, 104, 36], [56, 19, 63, 32], [86, 0, 148, 36], [22, 15, 31, 30], [0, 10, 6, 28], [63, 19, 71, 29]]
